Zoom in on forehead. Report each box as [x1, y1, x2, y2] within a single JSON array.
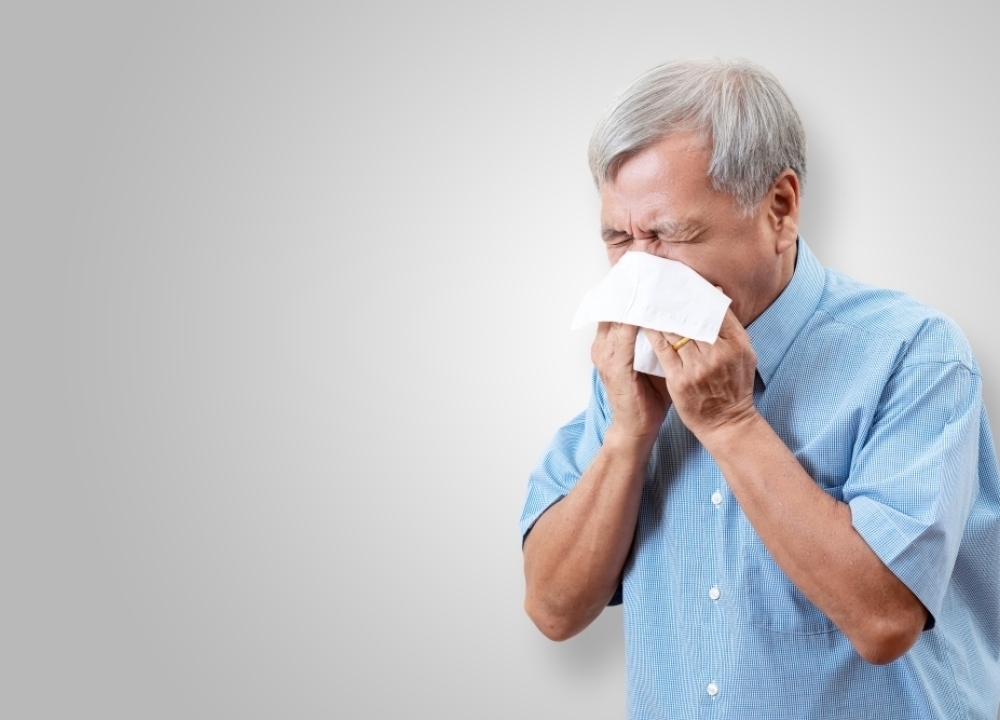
[[599, 133, 715, 227]]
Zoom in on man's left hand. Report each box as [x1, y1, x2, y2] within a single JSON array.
[[644, 308, 759, 438]]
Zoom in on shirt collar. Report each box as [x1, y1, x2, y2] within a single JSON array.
[[746, 238, 826, 386]]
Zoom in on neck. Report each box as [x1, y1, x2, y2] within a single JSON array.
[[739, 240, 798, 327]]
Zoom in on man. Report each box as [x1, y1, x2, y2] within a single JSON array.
[[520, 58, 1000, 719]]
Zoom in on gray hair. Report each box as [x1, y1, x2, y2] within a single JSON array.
[[588, 58, 807, 214]]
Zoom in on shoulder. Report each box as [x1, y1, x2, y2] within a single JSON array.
[[816, 268, 979, 374]]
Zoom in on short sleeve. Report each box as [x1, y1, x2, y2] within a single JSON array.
[[520, 369, 623, 605], [846, 354, 981, 627], [519, 368, 612, 541]]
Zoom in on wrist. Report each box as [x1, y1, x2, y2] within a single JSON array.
[[697, 407, 766, 454], [604, 422, 659, 458]]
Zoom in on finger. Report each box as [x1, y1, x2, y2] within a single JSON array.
[[644, 328, 685, 374], [617, 324, 639, 363], [614, 322, 639, 344], [657, 330, 698, 353], [592, 322, 613, 367], [713, 286, 740, 336], [643, 328, 674, 357], [598, 322, 635, 370], [716, 307, 745, 339], [653, 329, 684, 346]]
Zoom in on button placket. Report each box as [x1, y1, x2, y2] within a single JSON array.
[[706, 482, 725, 706]]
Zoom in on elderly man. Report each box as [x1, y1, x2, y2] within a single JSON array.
[[520, 59, 1000, 719]]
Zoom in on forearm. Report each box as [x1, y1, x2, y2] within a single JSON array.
[[523, 425, 654, 641], [703, 413, 927, 664]]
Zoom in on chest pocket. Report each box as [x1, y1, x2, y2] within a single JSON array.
[[730, 523, 838, 635], [729, 360, 866, 634]]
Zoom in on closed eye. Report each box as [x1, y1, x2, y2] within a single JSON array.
[[601, 229, 633, 247], [652, 221, 699, 242]]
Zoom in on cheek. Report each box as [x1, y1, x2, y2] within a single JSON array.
[[679, 253, 741, 295], [667, 249, 714, 283]]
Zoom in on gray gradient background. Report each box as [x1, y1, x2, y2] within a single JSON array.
[[2, 2, 998, 718]]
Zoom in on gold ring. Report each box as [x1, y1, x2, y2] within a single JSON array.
[[671, 337, 691, 351]]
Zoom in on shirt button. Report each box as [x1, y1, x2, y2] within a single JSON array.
[[711, 491, 722, 505], [707, 682, 719, 697], [709, 586, 721, 600]]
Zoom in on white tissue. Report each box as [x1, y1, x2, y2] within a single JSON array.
[[571, 252, 731, 377]]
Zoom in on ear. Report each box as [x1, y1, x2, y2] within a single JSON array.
[[766, 169, 800, 253]]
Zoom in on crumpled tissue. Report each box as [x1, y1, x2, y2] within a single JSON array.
[[571, 252, 731, 377]]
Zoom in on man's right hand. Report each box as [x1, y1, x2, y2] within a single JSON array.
[[525, 322, 667, 641], [524, 323, 670, 640], [592, 322, 671, 440]]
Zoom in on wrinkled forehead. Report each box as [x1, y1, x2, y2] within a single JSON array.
[[598, 134, 718, 230]]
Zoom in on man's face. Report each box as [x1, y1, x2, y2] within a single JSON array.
[[598, 132, 797, 327]]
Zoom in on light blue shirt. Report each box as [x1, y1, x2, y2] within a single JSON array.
[[521, 240, 1000, 719]]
